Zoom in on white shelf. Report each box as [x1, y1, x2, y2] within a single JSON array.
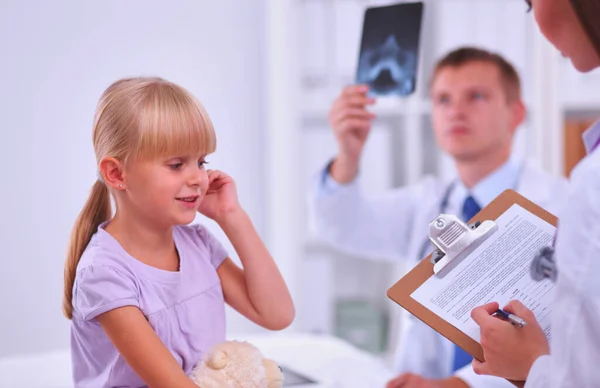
[[301, 94, 431, 118], [562, 100, 600, 113], [302, 237, 396, 262]]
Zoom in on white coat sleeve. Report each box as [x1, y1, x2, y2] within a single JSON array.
[[307, 164, 418, 262], [524, 153, 600, 388], [524, 356, 550, 387], [454, 365, 517, 388]]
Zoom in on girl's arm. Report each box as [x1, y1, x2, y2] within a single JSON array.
[[97, 306, 199, 388], [216, 208, 295, 331], [198, 170, 295, 330]]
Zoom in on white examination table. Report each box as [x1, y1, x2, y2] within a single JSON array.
[[0, 332, 394, 388]]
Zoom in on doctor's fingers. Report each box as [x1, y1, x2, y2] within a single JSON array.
[[470, 302, 500, 326], [502, 300, 537, 323], [341, 84, 369, 96], [331, 89, 375, 111], [340, 84, 375, 102], [478, 318, 513, 351], [385, 374, 409, 388], [330, 107, 375, 127], [472, 359, 492, 376], [385, 373, 423, 388], [334, 118, 372, 139], [329, 94, 375, 124], [472, 306, 514, 353]]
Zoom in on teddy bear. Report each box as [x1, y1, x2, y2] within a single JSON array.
[[190, 340, 284, 388]]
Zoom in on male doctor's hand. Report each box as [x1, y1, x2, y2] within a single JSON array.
[[471, 301, 550, 381], [328, 84, 376, 183], [385, 373, 469, 388]]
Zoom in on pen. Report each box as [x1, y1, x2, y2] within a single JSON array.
[[493, 309, 527, 328]]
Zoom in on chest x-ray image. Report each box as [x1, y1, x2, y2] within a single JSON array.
[[355, 2, 424, 97]]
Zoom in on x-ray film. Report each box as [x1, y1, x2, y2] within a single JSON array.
[[356, 2, 424, 97]]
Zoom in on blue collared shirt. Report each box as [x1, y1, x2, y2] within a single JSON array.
[[449, 156, 522, 214]]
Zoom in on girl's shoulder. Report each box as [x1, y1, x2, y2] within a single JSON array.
[[174, 223, 229, 269], [76, 226, 135, 275], [72, 232, 141, 322]]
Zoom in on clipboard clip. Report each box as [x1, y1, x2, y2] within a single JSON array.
[[428, 214, 498, 275]]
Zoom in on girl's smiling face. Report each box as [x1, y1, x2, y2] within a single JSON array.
[[120, 154, 210, 227]]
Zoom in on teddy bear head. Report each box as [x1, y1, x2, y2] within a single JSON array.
[[190, 340, 284, 388]]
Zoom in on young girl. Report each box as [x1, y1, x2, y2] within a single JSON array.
[[63, 77, 295, 387]]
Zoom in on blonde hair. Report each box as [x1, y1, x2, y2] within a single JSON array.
[[62, 77, 216, 319]]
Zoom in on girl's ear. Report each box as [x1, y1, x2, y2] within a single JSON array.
[[99, 157, 126, 190]]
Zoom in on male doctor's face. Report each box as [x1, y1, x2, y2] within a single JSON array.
[[430, 61, 524, 163]]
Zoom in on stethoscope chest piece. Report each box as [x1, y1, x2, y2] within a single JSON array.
[[530, 246, 557, 282]]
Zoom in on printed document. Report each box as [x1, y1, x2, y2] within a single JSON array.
[[411, 203, 555, 343]]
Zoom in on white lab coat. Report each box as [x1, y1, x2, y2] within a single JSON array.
[[525, 122, 600, 387], [307, 159, 568, 388]]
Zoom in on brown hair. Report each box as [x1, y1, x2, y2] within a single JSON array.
[[430, 47, 522, 102], [570, 0, 600, 59], [62, 77, 217, 319]]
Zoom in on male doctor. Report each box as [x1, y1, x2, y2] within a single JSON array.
[[307, 47, 568, 388]]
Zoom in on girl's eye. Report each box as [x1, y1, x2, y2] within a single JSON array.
[[198, 161, 209, 169], [169, 163, 183, 170]]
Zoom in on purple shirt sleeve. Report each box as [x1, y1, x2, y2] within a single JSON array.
[[73, 265, 139, 321], [191, 224, 229, 269]]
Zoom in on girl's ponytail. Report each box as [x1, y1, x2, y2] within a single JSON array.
[[62, 180, 111, 319]]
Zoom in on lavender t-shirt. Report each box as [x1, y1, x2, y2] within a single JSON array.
[[70, 222, 228, 388]]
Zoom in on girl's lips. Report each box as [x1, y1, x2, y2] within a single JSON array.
[[176, 196, 200, 208], [176, 196, 199, 201]]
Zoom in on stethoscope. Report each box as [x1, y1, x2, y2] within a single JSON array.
[[530, 246, 557, 282], [416, 164, 557, 283]]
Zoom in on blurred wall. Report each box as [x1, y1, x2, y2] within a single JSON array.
[[0, 0, 268, 358]]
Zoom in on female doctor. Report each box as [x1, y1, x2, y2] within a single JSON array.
[[471, 0, 600, 386]]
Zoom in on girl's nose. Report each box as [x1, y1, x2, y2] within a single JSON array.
[[187, 169, 206, 186]]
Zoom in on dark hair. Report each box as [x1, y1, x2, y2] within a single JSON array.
[[430, 47, 522, 102], [570, 0, 600, 59]]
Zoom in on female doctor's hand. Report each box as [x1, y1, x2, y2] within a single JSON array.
[[470, 301, 550, 381]]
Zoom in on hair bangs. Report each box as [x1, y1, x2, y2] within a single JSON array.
[[130, 81, 216, 161]]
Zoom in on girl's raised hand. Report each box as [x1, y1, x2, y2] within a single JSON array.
[[197, 170, 241, 223]]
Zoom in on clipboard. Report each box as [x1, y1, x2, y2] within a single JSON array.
[[386, 189, 557, 387]]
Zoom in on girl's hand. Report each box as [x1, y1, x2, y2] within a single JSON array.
[[471, 300, 550, 381], [197, 170, 241, 223]]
